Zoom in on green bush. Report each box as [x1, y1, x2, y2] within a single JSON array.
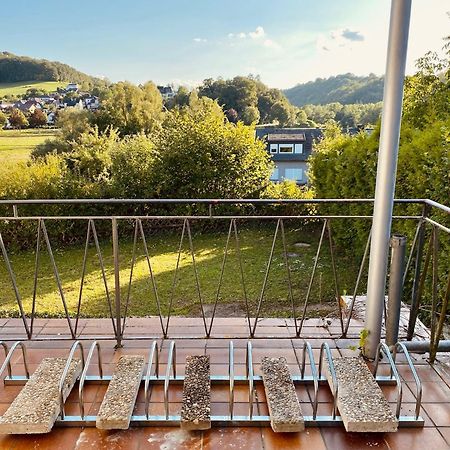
[[110, 134, 158, 198], [151, 98, 273, 198]]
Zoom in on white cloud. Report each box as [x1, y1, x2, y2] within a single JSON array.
[[193, 37, 207, 43], [227, 26, 281, 49], [249, 26, 265, 39], [316, 28, 365, 53]]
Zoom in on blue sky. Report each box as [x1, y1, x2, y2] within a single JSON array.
[[2, 0, 449, 88]]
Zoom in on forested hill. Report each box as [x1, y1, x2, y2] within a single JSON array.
[[284, 73, 384, 106], [0, 52, 105, 88]]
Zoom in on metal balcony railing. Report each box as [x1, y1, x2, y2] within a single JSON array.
[[0, 198, 448, 359]]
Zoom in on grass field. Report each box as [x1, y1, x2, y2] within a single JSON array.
[[0, 80, 65, 97], [0, 226, 364, 318], [0, 129, 57, 163]]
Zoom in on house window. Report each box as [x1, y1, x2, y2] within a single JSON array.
[[270, 168, 279, 180], [284, 168, 303, 181], [279, 144, 294, 153], [270, 143, 278, 154], [294, 143, 303, 154]]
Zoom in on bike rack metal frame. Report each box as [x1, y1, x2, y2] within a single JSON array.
[[0, 339, 425, 428]]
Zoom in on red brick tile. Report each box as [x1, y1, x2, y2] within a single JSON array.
[[411, 381, 450, 403], [380, 383, 416, 403], [439, 427, 450, 446], [392, 403, 434, 427], [139, 428, 202, 449], [202, 428, 263, 450], [11, 427, 81, 450], [262, 428, 326, 450], [0, 433, 16, 450], [74, 428, 140, 450], [320, 428, 390, 450], [211, 402, 254, 417], [211, 385, 251, 403], [397, 363, 442, 382], [384, 427, 449, 450], [422, 402, 450, 427]]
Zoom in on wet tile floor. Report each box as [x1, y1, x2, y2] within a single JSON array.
[[0, 317, 449, 449]]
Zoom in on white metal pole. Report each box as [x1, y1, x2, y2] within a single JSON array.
[[363, 0, 412, 359]]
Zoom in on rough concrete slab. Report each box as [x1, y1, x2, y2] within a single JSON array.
[[96, 355, 145, 430], [0, 357, 82, 434], [325, 356, 398, 432], [180, 355, 211, 430], [261, 356, 304, 432]]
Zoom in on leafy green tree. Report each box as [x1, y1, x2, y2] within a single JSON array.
[[96, 81, 163, 135], [110, 134, 158, 198], [152, 99, 273, 198], [403, 47, 450, 129], [57, 109, 93, 141], [65, 127, 119, 184], [241, 105, 260, 125], [31, 110, 94, 158], [198, 76, 301, 126], [166, 86, 191, 109], [29, 109, 48, 128], [8, 109, 28, 129]]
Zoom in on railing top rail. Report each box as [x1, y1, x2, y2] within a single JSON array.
[[423, 199, 450, 215], [0, 198, 432, 206]]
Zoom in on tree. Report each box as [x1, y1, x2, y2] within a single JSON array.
[[57, 109, 93, 141], [96, 81, 164, 135], [31, 109, 93, 158], [198, 76, 302, 126], [29, 109, 48, 128], [65, 126, 119, 184], [8, 109, 28, 129], [152, 100, 273, 198], [241, 105, 260, 124], [403, 48, 450, 129], [0, 111, 7, 129], [110, 134, 158, 198], [166, 86, 190, 109]]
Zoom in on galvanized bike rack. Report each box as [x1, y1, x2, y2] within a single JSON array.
[[1, 339, 425, 429]]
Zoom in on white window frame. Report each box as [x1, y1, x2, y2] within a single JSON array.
[[294, 143, 303, 154], [279, 143, 294, 153], [284, 168, 303, 181], [270, 143, 278, 154]]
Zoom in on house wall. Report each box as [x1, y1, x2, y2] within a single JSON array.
[[270, 161, 309, 184]]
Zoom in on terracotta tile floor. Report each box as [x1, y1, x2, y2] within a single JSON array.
[[0, 317, 449, 449]]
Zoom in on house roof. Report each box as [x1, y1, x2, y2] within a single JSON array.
[[267, 133, 306, 142]]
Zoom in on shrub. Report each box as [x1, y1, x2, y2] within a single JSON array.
[[152, 99, 273, 198], [110, 134, 158, 198]]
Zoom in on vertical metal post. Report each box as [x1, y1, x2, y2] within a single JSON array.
[[363, 0, 412, 359], [386, 234, 406, 347], [112, 217, 122, 348]]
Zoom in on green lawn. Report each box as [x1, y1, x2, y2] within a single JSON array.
[[0, 81, 65, 97], [0, 226, 364, 318], [0, 129, 57, 163]]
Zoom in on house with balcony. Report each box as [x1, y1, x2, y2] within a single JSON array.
[[256, 126, 322, 185]]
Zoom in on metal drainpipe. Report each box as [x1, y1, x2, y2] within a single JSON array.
[[363, 0, 412, 359], [386, 234, 407, 347]]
